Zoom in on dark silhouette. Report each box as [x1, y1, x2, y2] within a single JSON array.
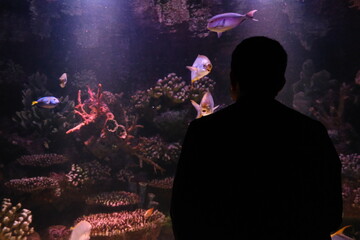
[[170, 36, 342, 240]]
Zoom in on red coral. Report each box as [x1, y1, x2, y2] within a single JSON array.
[[66, 84, 114, 135]]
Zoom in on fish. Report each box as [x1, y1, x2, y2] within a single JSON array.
[[69, 220, 92, 240], [59, 73, 67, 88], [144, 208, 154, 220], [32, 96, 60, 109], [191, 91, 219, 119], [186, 55, 212, 83], [331, 226, 354, 240], [207, 10, 258, 38]]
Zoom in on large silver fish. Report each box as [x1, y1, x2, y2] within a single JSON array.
[[69, 220, 92, 240], [186, 55, 212, 83], [191, 91, 219, 119], [207, 10, 258, 38]]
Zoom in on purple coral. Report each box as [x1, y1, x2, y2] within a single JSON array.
[[85, 191, 140, 207], [17, 154, 68, 167], [340, 153, 360, 179], [74, 209, 165, 240]]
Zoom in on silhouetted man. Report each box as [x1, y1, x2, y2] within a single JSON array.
[[170, 36, 342, 240]]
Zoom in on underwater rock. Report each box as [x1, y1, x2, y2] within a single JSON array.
[[349, 0, 360, 9], [131, 0, 219, 37], [153, 110, 188, 141], [85, 191, 140, 208], [148, 177, 174, 190], [44, 225, 70, 240], [292, 59, 360, 153], [74, 209, 165, 240], [71, 69, 98, 90], [17, 154, 69, 167], [0, 198, 34, 240], [355, 70, 360, 85], [116, 169, 134, 183], [134, 136, 180, 168], [0, 60, 26, 85]]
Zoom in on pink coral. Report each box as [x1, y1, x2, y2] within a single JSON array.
[[66, 84, 115, 136], [5, 176, 59, 193], [17, 154, 68, 167], [74, 209, 165, 240], [85, 191, 140, 207]]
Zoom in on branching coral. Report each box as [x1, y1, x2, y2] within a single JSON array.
[[17, 154, 68, 167], [66, 84, 141, 143], [0, 198, 34, 240], [85, 191, 140, 208], [66, 160, 111, 187], [74, 209, 165, 240], [4, 176, 61, 197]]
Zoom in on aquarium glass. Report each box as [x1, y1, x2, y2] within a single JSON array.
[[0, 0, 360, 239]]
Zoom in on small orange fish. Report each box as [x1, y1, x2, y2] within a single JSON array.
[[144, 208, 154, 219], [331, 225, 353, 240]]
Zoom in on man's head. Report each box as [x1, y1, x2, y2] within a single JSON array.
[[230, 36, 287, 99]]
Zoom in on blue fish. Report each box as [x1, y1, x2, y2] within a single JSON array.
[[32, 96, 60, 109], [207, 10, 258, 38]]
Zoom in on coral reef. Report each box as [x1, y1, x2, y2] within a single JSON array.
[[17, 154, 69, 167], [0, 198, 34, 240], [85, 191, 140, 208], [74, 209, 165, 240]]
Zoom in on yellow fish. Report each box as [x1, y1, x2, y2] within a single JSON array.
[[144, 208, 154, 219], [191, 91, 219, 119], [331, 225, 353, 240]]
